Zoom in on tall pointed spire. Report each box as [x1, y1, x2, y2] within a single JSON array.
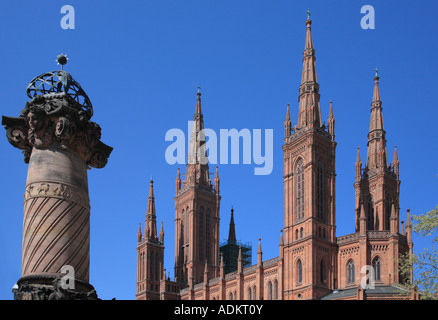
[[228, 207, 237, 243], [145, 178, 157, 240], [297, 14, 322, 129], [366, 71, 388, 170], [186, 87, 210, 185], [188, 88, 206, 165]]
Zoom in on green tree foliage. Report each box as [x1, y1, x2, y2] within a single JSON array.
[[399, 205, 438, 299]]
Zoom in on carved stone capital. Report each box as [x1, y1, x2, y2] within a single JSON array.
[[2, 93, 112, 168]]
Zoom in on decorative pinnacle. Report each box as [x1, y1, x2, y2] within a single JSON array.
[[197, 85, 201, 93], [306, 9, 311, 20], [374, 67, 379, 77], [56, 54, 68, 70]]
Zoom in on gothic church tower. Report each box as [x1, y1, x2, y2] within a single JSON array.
[[354, 72, 401, 234], [136, 179, 165, 300], [174, 90, 221, 287], [282, 17, 338, 300]]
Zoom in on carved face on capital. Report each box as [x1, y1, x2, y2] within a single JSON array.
[[27, 110, 44, 132]]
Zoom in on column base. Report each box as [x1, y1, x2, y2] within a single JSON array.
[[13, 274, 99, 300]]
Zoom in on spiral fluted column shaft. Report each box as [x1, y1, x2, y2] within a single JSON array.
[[22, 147, 91, 282]]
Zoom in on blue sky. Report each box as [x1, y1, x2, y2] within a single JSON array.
[[0, 1, 437, 300]]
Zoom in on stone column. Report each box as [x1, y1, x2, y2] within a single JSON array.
[[3, 63, 112, 300]]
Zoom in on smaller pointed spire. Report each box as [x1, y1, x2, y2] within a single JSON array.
[[355, 147, 362, 182], [228, 207, 237, 243], [406, 209, 412, 227], [406, 209, 413, 244], [327, 100, 335, 140], [401, 220, 406, 236], [257, 238, 263, 267], [393, 145, 400, 179], [393, 145, 399, 162], [160, 221, 165, 244], [214, 166, 220, 194], [176, 168, 181, 194], [137, 222, 142, 242], [284, 103, 292, 140], [328, 100, 334, 118]]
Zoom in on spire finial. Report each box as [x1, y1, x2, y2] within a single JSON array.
[[306, 9, 311, 20], [56, 54, 68, 71], [197, 85, 201, 94], [375, 67, 378, 77]]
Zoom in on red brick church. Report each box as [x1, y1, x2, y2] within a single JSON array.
[[135, 17, 416, 300]]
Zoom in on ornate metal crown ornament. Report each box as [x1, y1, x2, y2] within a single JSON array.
[[26, 54, 93, 119]]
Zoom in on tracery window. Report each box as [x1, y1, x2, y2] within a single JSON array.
[[373, 256, 381, 281], [297, 259, 303, 284], [347, 260, 355, 284]]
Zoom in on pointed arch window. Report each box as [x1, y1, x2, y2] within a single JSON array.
[[296, 159, 305, 221], [274, 280, 278, 300], [317, 162, 324, 221], [297, 259, 303, 284], [373, 256, 381, 281], [269, 281, 273, 300], [248, 287, 252, 300], [347, 260, 355, 284]]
